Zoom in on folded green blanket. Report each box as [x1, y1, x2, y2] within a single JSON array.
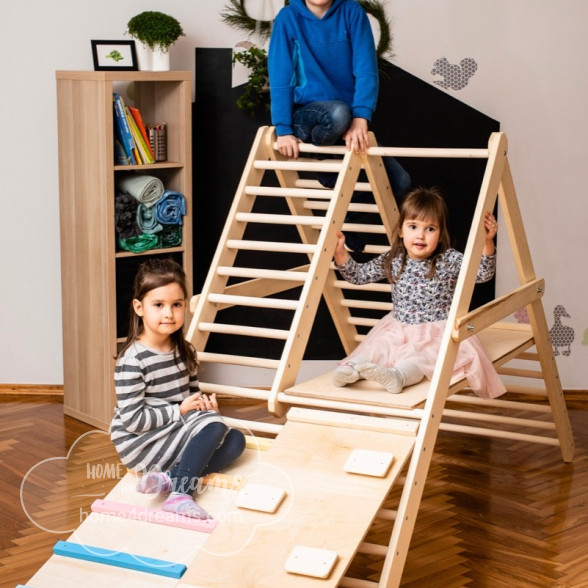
[[160, 226, 183, 248], [118, 233, 160, 253], [117, 173, 164, 207], [137, 203, 163, 234]]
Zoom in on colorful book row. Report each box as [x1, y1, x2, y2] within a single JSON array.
[[113, 93, 155, 165]]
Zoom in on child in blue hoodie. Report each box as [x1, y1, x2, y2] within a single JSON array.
[[268, 0, 411, 251]]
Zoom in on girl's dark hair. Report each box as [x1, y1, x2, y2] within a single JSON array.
[[117, 258, 197, 373], [383, 186, 451, 283]]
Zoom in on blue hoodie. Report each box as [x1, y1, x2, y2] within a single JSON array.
[[268, 0, 379, 137]]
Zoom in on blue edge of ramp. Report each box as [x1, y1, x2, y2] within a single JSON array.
[[53, 540, 187, 579]]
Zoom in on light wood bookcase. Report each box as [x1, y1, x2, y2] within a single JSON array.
[[56, 71, 193, 430]]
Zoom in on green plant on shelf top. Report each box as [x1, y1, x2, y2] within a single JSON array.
[[127, 11, 185, 52]]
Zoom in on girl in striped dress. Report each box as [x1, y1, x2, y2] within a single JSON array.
[[110, 259, 245, 519]]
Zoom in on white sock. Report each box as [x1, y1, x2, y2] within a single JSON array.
[[332, 362, 360, 387], [395, 361, 425, 387], [357, 363, 405, 394]]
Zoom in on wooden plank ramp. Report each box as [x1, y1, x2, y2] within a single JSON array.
[[181, 408, 417, 587]]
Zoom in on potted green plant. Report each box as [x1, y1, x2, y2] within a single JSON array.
[[126, 11, 185, 71], [232, 45, 270, 115]]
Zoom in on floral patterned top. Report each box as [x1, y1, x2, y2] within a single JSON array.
[[336, 249, 496, 325]]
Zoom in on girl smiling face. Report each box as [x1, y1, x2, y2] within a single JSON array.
[[399, 217, 441, 260], [133, 282, 187, 351]]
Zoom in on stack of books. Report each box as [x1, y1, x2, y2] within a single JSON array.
[[113, 93, 156, 165]]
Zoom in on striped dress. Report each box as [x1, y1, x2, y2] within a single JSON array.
[[110, 341, 224, 473]]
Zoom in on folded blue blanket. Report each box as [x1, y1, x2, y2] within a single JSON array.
[[136, 203, 163, 234], [154, 190, 186, 225]]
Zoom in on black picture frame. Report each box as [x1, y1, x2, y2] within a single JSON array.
[[91, 40, 138, 71]]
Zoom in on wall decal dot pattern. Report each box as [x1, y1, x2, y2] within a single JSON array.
[[432, 57, 478, 91], [514, 307, 530, 324], [549, 304, 575, 356]]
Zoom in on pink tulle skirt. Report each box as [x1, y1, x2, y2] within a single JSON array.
[[344, 314, 506, 399]]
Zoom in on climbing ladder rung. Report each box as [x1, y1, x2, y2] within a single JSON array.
[[295, 178, 373, 191], [368, 146, 490, 158], [497, 366, 544, 379], [244, 185, 334, 199], [305, 201, 380, 213], [273, 141, 348, 155], [442, 408, 557, 431], [341, 298, 394, 311], [363, 244, 391, 254], [208, 293, 299, 311], [197, 351, 280, 370], [217, 267, 309, 281], [348, 316, 379, 327], [254, 159, 343, 173], [199, 382, 272, 401], [198, 322, 290, 340], [341, 222, 387, 234], [446, 394, 553, 413], [227, 239, 317, 254], [235, 212, 326, 226], [333, 280, 391, 293]]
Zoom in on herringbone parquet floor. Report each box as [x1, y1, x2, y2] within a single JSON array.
[[1, 393, 587, 588]]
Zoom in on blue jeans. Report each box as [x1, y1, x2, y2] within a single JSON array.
[[292, 100, 411, 198], [169, 422, 245, 494]]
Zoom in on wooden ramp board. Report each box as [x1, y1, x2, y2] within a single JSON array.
[[284, 323, 535, 409], [180, 408, 418, 587]]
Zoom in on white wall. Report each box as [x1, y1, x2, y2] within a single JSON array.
[[1, 0, 586, 388]]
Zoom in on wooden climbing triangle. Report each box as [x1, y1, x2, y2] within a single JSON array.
[[183, 126, 574, 586]]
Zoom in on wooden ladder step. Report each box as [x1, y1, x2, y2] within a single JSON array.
[[295, 178, 373, 191], [217, 266, 309, 281], [227, 239, 317, 254], [341, 298, 394, 311], [305, 201, 379, 213], [244, 185, 334, 199], [340, 222, 387, 234], [197, 351, 281, 369], [198, 382, 271, 400], [253, 159, 342, 173], [208, 293, 299, 310], [198, 322, 290, 340], [235, 212, 327, 226], [333, 280, 391, 293]]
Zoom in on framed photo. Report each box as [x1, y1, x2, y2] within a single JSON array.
[[91, 40, 138, 71]]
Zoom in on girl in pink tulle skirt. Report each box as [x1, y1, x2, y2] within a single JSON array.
[[333, 187, 506, 399]]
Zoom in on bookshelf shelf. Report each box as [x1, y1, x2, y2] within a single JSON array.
[[114, 246, 185, 259], [56, 70, 193, 430], [113, 161, 184, 171]]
